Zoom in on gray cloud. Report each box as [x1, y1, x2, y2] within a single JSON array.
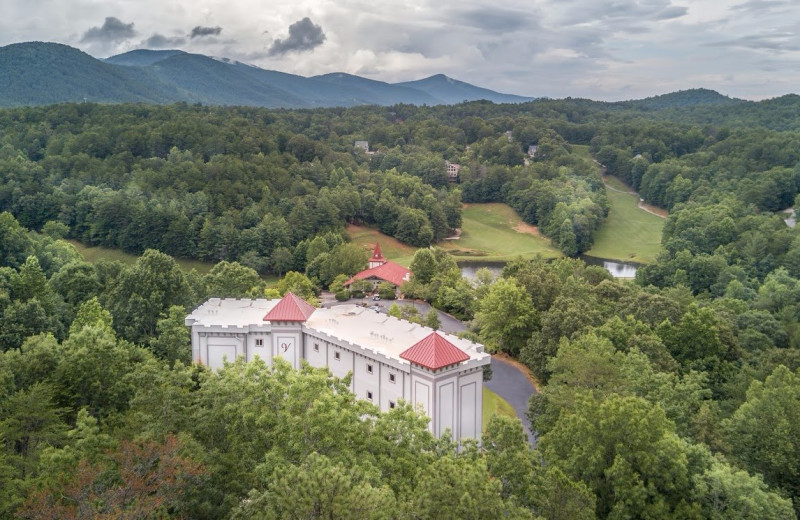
[[268, 17, 326, 56], [706, 31, 800, 52], [190, 26, 222, 38], [732, 0, 792, 13], [81, 17, 137, 43], [144, 33, 187, 48], [452, 7, 536, 33]]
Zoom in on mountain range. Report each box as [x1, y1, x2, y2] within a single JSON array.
[[0, 42, 533, 109]]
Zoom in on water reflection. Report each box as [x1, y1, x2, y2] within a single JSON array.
[[459, 257, 638, 280]]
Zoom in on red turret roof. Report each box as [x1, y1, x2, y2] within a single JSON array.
[[371, 243, 386, 263], [263, 292, 316, 322], [400, 332, 470, 370], [344, 261, 411, 287]]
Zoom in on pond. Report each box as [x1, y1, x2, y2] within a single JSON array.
[[459, 257, 639, 280]]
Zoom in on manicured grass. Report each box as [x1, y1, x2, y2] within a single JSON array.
[[68, 240, 215, 275], [585, 178, 665, 264], [441, 203, 561, 262], [346, 224, 418, 266], [482, 387, 517, 431]]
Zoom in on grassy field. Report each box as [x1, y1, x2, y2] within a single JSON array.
[[482, 387, 517, 431], [586, 177, 665, 264], [346, 224, 418, 266], [441, 203, 561, 262], [348, 204, 561, 265], [68, 240, 217, 275]]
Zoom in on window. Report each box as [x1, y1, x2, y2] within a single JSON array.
[[334, 351, 340, 361], [255, 339, 263, 346], [313, 343, 319, 353], [367, 391, 373, 401], [367, 364, 373, 374], [389, 401, 395, 409], [389, 373, 396, 383]]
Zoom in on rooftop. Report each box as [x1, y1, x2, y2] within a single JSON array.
[[186, 299, 488, 367]]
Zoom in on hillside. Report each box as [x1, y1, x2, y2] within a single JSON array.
[[0, 41, 532, 109], [0, 42, 181, 106], [397, 74, 532, 104]]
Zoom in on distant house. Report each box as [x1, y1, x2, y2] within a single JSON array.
[[354, 140, 370, 153], [445, 161, 461, 181], [527, 144, 538, 158], [344, 243, 411, 291], [504, 130, 513, 141]]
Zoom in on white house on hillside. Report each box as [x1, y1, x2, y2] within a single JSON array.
[[185, 292, 491, 441]]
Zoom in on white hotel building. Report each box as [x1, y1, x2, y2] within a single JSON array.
[[185, 292, 491, 441]]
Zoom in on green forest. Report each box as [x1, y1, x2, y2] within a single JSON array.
[[2, 94, 800, 518]]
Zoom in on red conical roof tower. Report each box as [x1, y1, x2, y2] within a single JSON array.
[[369, 242, 387, 268], [263, 292, 316, 322], [400, 332, 470, 370]]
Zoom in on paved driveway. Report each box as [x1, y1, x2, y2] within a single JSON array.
[[485, 357, 537, 445]]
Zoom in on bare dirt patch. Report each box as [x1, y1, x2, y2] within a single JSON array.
[[513, 222, 540, 236]]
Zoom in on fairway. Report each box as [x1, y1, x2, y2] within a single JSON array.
[[482, 387, 517, 431], [441, 203, 561, 262], [586, 176, 664, 263]]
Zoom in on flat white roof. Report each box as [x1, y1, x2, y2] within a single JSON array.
[[186, 299, 489, 365]]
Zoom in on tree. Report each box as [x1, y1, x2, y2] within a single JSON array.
[[724, 365, 800, 502], [538, 394, 702, 519], [18, 436, 205, 520], [231, 453, 396, 520], [203, 260, 260, 299], [424, 309, 441, 330], [409, 453, 533, 519], [104, 249, 191, 344], [475, 278, 538, 356], [276, 271, 318, 304], [149, 305, 192, 364]]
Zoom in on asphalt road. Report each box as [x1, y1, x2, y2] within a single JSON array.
[[485, 357, 537, 445]]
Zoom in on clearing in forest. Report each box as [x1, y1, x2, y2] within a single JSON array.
[[441, 203, 561, 262], [586, 176, 664, 263]]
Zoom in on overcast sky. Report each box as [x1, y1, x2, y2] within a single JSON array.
[[3, 0, 800, 101]]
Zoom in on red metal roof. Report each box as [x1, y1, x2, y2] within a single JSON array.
[[263, 292, 316, 322], [371, 243, 386, 263], [400, 332, 469, 370], [344, 261, 411, 287]]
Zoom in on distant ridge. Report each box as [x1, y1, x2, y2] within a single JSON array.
[[397, 74, 532, 104], [621, 88, 743, 109], [0, 41, 535, 109]]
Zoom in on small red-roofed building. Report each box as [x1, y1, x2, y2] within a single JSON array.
[[186, 292, 490, 441], [345, 243, 411, 292]]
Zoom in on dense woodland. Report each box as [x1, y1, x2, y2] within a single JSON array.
[[2, 94, 800, 518]]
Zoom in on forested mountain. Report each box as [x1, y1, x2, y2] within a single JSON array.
[[397, 73, 532, 104], [0, 42, 181, 106], [0, 41, 533, 108], [3, 94, 800, 518]]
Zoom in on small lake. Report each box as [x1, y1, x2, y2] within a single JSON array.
[[460, 257, 638, 280]]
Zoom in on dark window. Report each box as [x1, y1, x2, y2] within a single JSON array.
[[314, 343, 319, 352], [367, 364, 373, 374], [389, 401, 395, 409], [334, 351, 340, 361], [389, 373, 396, 383], [367, 391, 373, 401]]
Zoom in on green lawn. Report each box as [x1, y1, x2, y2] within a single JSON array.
[[586, 179, 665, 264], [441, 203, 561, 262], [346, 224, 418, 266], [68, 240, 216, 275], [482, 387, 517, 431]]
